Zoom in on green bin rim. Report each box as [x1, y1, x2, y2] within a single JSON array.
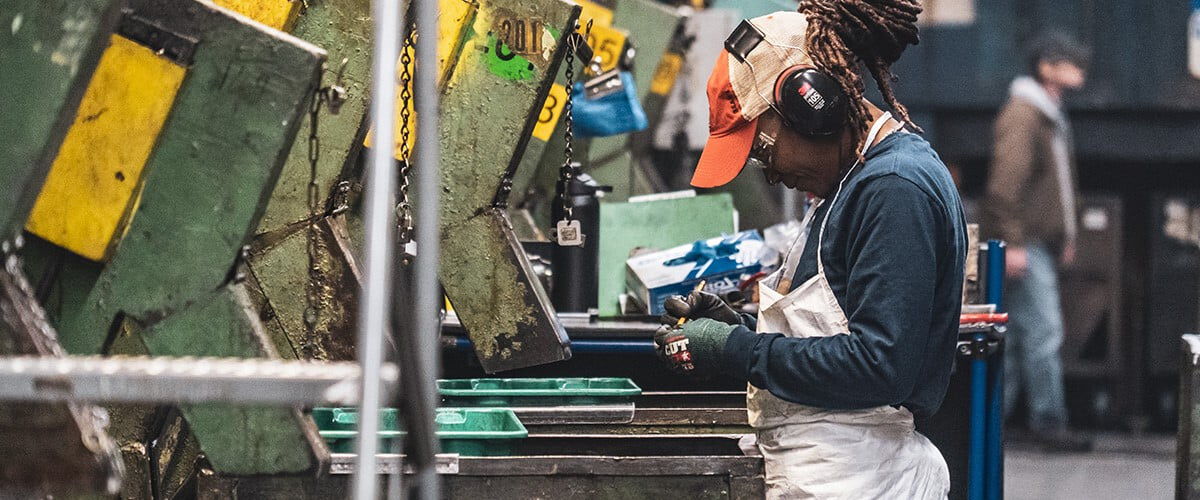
[[313, 408, 528, 440], [437, 377, 642, 397]]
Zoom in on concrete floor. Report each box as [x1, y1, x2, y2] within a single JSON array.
[[1004, 433, 1175, 500]]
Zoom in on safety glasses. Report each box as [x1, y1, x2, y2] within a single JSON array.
[[746, 128, 779, 185]]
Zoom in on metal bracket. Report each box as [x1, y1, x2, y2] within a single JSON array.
[[330, 453, 460, 475], [956, 334, 1001, 360], [510, 403, 636, 425], [117, 10, 198, 66]]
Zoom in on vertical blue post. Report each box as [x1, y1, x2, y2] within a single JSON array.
[[985, 240, 1006, 500], [968, 332, 988, 500]]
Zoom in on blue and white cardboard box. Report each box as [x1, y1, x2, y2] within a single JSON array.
[[626, 231, 766, 315]]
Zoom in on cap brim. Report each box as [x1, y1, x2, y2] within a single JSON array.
[[690, 117, 758, 188]]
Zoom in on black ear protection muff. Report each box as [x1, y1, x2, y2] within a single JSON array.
[[725, 20, 850, 137], [774, 66, 849, 137]]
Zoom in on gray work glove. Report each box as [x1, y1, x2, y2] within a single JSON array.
[[654, 318, 737, 376]]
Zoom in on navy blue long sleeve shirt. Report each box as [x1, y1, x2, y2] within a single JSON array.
[[722, 132, 966, 418]]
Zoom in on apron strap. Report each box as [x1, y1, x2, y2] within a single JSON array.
[[771, 199, 822, 292], [815, 112, 893, 276]]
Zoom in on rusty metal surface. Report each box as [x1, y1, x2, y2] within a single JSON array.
[[0, 253, 122, 497], [437, 0, 580, 373], [250, 216, 361, 361], [196, 454, 764, 499]]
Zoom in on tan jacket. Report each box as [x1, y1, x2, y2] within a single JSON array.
[[982, 97, 1078, 250]]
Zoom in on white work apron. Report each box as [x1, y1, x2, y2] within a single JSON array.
[[749, 113, 950, 499]]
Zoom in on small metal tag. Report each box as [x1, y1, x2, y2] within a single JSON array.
[[584, 70, 625, 100], [554, 219, 585, 246]]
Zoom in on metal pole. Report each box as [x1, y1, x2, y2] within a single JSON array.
[[412, 0, 442, 497], [967, 334, 987, 500], [984, 240, 1006, 500], [354, 0, 402, 497]]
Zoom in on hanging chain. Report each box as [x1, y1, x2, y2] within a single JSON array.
[[558, 25, 579, 223], [301, 60, 348, 356], [396, 26, 418, 244], [302, 75, 328, 352]]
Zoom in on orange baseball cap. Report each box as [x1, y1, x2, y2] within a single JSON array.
[[692, 12, 812, 188]]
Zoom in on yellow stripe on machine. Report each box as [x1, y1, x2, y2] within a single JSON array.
[[575, 0, 614, 29], [210, 0, 299, 30], [650, 52, 683, 96], [364, 0, 477, 161], [26, 35, 186, 262]]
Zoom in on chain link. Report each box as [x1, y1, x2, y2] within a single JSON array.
[[396, 27, 418, 244]]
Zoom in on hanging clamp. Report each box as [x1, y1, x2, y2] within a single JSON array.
[[321, 58, 350, 115]]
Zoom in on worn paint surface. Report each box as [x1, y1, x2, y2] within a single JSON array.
[[26, 35, 185, 262], [254, 0, 372, 235], [138, 285, 327, 475], [249, 216, 360, 361], [364, 0, 477, 160], [211, 0, 298, 30], [438, 0, 578, 372], [42, 0, 328, 475], [0, 0, 122, 239], [0, 255, 122, 497]]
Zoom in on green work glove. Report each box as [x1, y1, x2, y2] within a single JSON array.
[[660, 290, 745, 326], [653, 318, 737, 376]]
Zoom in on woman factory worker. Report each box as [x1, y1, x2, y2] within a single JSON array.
[[653, 3, 967, 499]]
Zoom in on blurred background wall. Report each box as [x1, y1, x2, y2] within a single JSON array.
[[891, 0, 1200, 432]]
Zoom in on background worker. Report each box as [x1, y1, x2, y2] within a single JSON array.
[[982, 33, 1093, 451], [652, 3, 966, 498]]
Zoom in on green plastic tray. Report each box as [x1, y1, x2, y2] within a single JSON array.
[[437, 377, 642, 407], [312, 407, 527, 456]]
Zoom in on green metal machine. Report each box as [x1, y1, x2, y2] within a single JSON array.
[[241, 0, 582, 374], [0, 1, 125, 495], [7, 0, 329, 495]]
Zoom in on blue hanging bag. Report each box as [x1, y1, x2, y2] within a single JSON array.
[[572, 70, 649, 138]]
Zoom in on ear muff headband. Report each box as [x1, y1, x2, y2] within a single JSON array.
[[773, 65, 849, 137]]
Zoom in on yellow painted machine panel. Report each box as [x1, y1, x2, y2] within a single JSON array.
[[365, 0, 477, 161], [25, 35, 186, 262], [586, 24, 629, 73], [576, 0, 614, 29], [650, 52, 683, 96], [210, 0, 298, 31], [531, 83, 568, 142]]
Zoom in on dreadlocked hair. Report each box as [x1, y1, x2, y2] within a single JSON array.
[[798, 0, 923, 156]]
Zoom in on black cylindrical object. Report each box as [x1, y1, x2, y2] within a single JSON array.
[[550, 166, 608, 312]]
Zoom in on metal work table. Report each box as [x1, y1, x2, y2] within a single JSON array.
[[196, 389, 760, 498], [196, 439, 764, 499]]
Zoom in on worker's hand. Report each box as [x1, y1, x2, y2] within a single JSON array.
[[653, 318, 737, 376], [660, 291, 744, 326], [1006, 246, 1028, 279]]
